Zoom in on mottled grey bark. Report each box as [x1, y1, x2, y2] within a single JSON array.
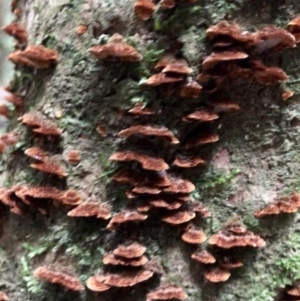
[[1, 1, 300, 301]]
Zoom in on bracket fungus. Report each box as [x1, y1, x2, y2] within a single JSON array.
[[181, 224, 207, 244], [0, 292, 8, 301], [134, 0, 156, 21], [219, 256, 243, 269], [185, 132, 219, 149], [182, 109, 219, 123], [107, 210, 148, 230], [109, 151, 169, 171], [2, 22, 27, 45], [86, 275, 110, 292], [103, 252, 148, 267], [191, 249, 216, 264], [172, 154, 206, 168], [113, 242, 146, 258], [9, 45, 59, 69], [88, 33, 143, 62], [154, 54, 193, 75], [146, 283, 187, 301], [34, 266, 84, 291], [66, 150, 81, 165], [144, 73, 184, 86], [162, 209, 195, 225], [179, 81, 202, 98], [288, 16, 300, 43], [118, 125, 179, 144], [204, 267, 231, 283], [67, 202, 111, 219], [19, 111, 62, 136]]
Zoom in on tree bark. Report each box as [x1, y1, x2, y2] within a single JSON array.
[[1, 1, 300, 301]]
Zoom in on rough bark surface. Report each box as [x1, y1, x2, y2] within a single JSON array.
[[1, 0, 300, 301]]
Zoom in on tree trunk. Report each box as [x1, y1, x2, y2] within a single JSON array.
[[1, 1, 300, 301]]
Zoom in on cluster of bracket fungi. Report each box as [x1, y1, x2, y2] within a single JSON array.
[[2, 0, 300, 300]]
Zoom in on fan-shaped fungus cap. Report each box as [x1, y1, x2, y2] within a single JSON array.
[[180, 81, 202, 98], [9, 45, 59, 69], [204, 267, 231, 283], [190, 201, 211, 217], [104, 270, 154, 287], [109, 151, 169, 171], [0, 131, 19, 145], [144, 73, 184, 86], [88, 33, 143, 62], [163, 175, 195, 193], [191, 249, 216, 264], [183, 109, 219, 122], [219, 256, 243, 269], [103, 252, 148, 266], [24, 147, 47, 161], [162, 210, 195, 225], [60, 190, 82, 206], [18, 111, 62, 136], [134, 0, 156, 21], [107, 210, 147, 230], [128, 103, 156, 115], [118, 125, 179, 144], [209, 100, 240, 112], [287, 16, 300, 43], [172, 154, 206, 168], [2, 22, 27, 44], [146, 283, 187, 301], [86, 275, 110, 292], [286, 285, 300, 297], [202, 51, 248, 71], [185, 132, 219, 149], [0, 292, 8, 301], [149, 197, 182, 210], [154, 54, 192, 75], [113, 242, 147, 258], [160, 0, 176, 9], [66, 150, 81, 165], [282, 90, 294, 101], [132, 186, 161, 195], [33, 266, 84, 291], [67, 202, 111, 219], [181, 224, 207, 244]]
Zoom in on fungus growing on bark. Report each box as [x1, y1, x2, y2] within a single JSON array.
[[191, 249, 216, 264], [0, 131, 19, 146], [66, 150, 81, 165], [33, 266, 84, 291], [209, 219, 266, 248], [96, 123, 108, 137], [86, 275, 110, 292], [2, 22, 27, 45], [9, 45, 59, 69], [132, 186, 161, 195], [202, 51, 248, 71], [144, 73, 184, 86], [110, 151, 169, 171], [88, 33, 143, 62], [162, 210, 195, 225], [24, 146, 47, 161], [3, 92, 23, 106], [118, 125, 179, 144], [254, 193, 300, 218], [113, 242, 147, 258], [154, 54, 193, 75], [287, 16, 300, 43], [160, 0, 175, 8], [149, 198, 182, 210], [179, 81, 202, 98], [76, 24, 88, 35], [0, 105, 10, 118], [282, 90, 294, 101], [61, 190, 82, 206], [19, 111, 62, 136], [204, 267, 231, 283], [182, 109, 219, 122], [67, 202, 111, 219], [209, 100, 240, 112], [0, 292, 8, 301], [181, 224, 207, 244], [185, 132, 219, 149], [172, 154, 206, 168], [104, 270, 154, 287], [190, 201, 211, 217], [134, 0, 156, 21], [103, 252, 149, 266], [107, 210, 148, 230], [128, 103, 156, 116], [286, 285, 300, 297], [163, 175, 195, 194], [146, 283, 187, 301], [219, 256, 243, 269]]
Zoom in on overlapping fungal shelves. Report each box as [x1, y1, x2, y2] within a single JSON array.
[[0, 0, 300, 301]]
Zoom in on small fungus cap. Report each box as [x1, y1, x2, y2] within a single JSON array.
[[191, 250, 216, 264], [67, 201, 111, 219], [113, 242, 147, 258], [204, 267, 231, 283], [107, 210, 148, 230], [134, 0, 156, 21], [86, 275, 110, 292], [146, 283, 187, 301], [181, 225, 207, 244]]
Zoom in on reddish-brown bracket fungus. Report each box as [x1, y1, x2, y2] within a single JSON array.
[[162, 210, 195, 225], [118, 125, 179, 144], [286, 285, 300, 297], [33, 266, 84, 291], [24, 146, 48, 161], [160, 0, 176, 9], [149, 197, 182, 210], [109, 151, 169, 171], [144, 73, 184, 86], [76, 24, 88, 35], [104, 270, 154, 287], [190, 201, 212, 217], [0, 131, 19, 146], [209, 100, 240, 112], [146, 283, 187, 301], [9, 45, 59, 69], [191, 249, 216, 264], [172, 154, 206, 168], [66, 150, 81, 165], [67, 202, 111, 219], [60, 190, 82, 206], [2, 22, 27, 44], [288, 16, 300, 43], [19, 111, 62, 136], [180, 81, 202, 98], [181, 224, 207, 244], [3, 92, 23, 107], [185, 132, 219, 149], [15, 186, 63, 203], [113, 242, 146, 258], [154, 54, 193, 75], [86, 275, 111, 292], [282, 90, 294, 101], [128, 103, 156, 116], [134, 0, 156, 21], [102, 252, 148, 267], [182, 109, 219, 122], [0, 292, 8, 301], [254, 193, 300, 218], [88, 33, 143, 62], [204, 267, 231, 283], [163, 175, 195, 194], [219, 256, 243, 269], [107, 210, 148, 230]]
